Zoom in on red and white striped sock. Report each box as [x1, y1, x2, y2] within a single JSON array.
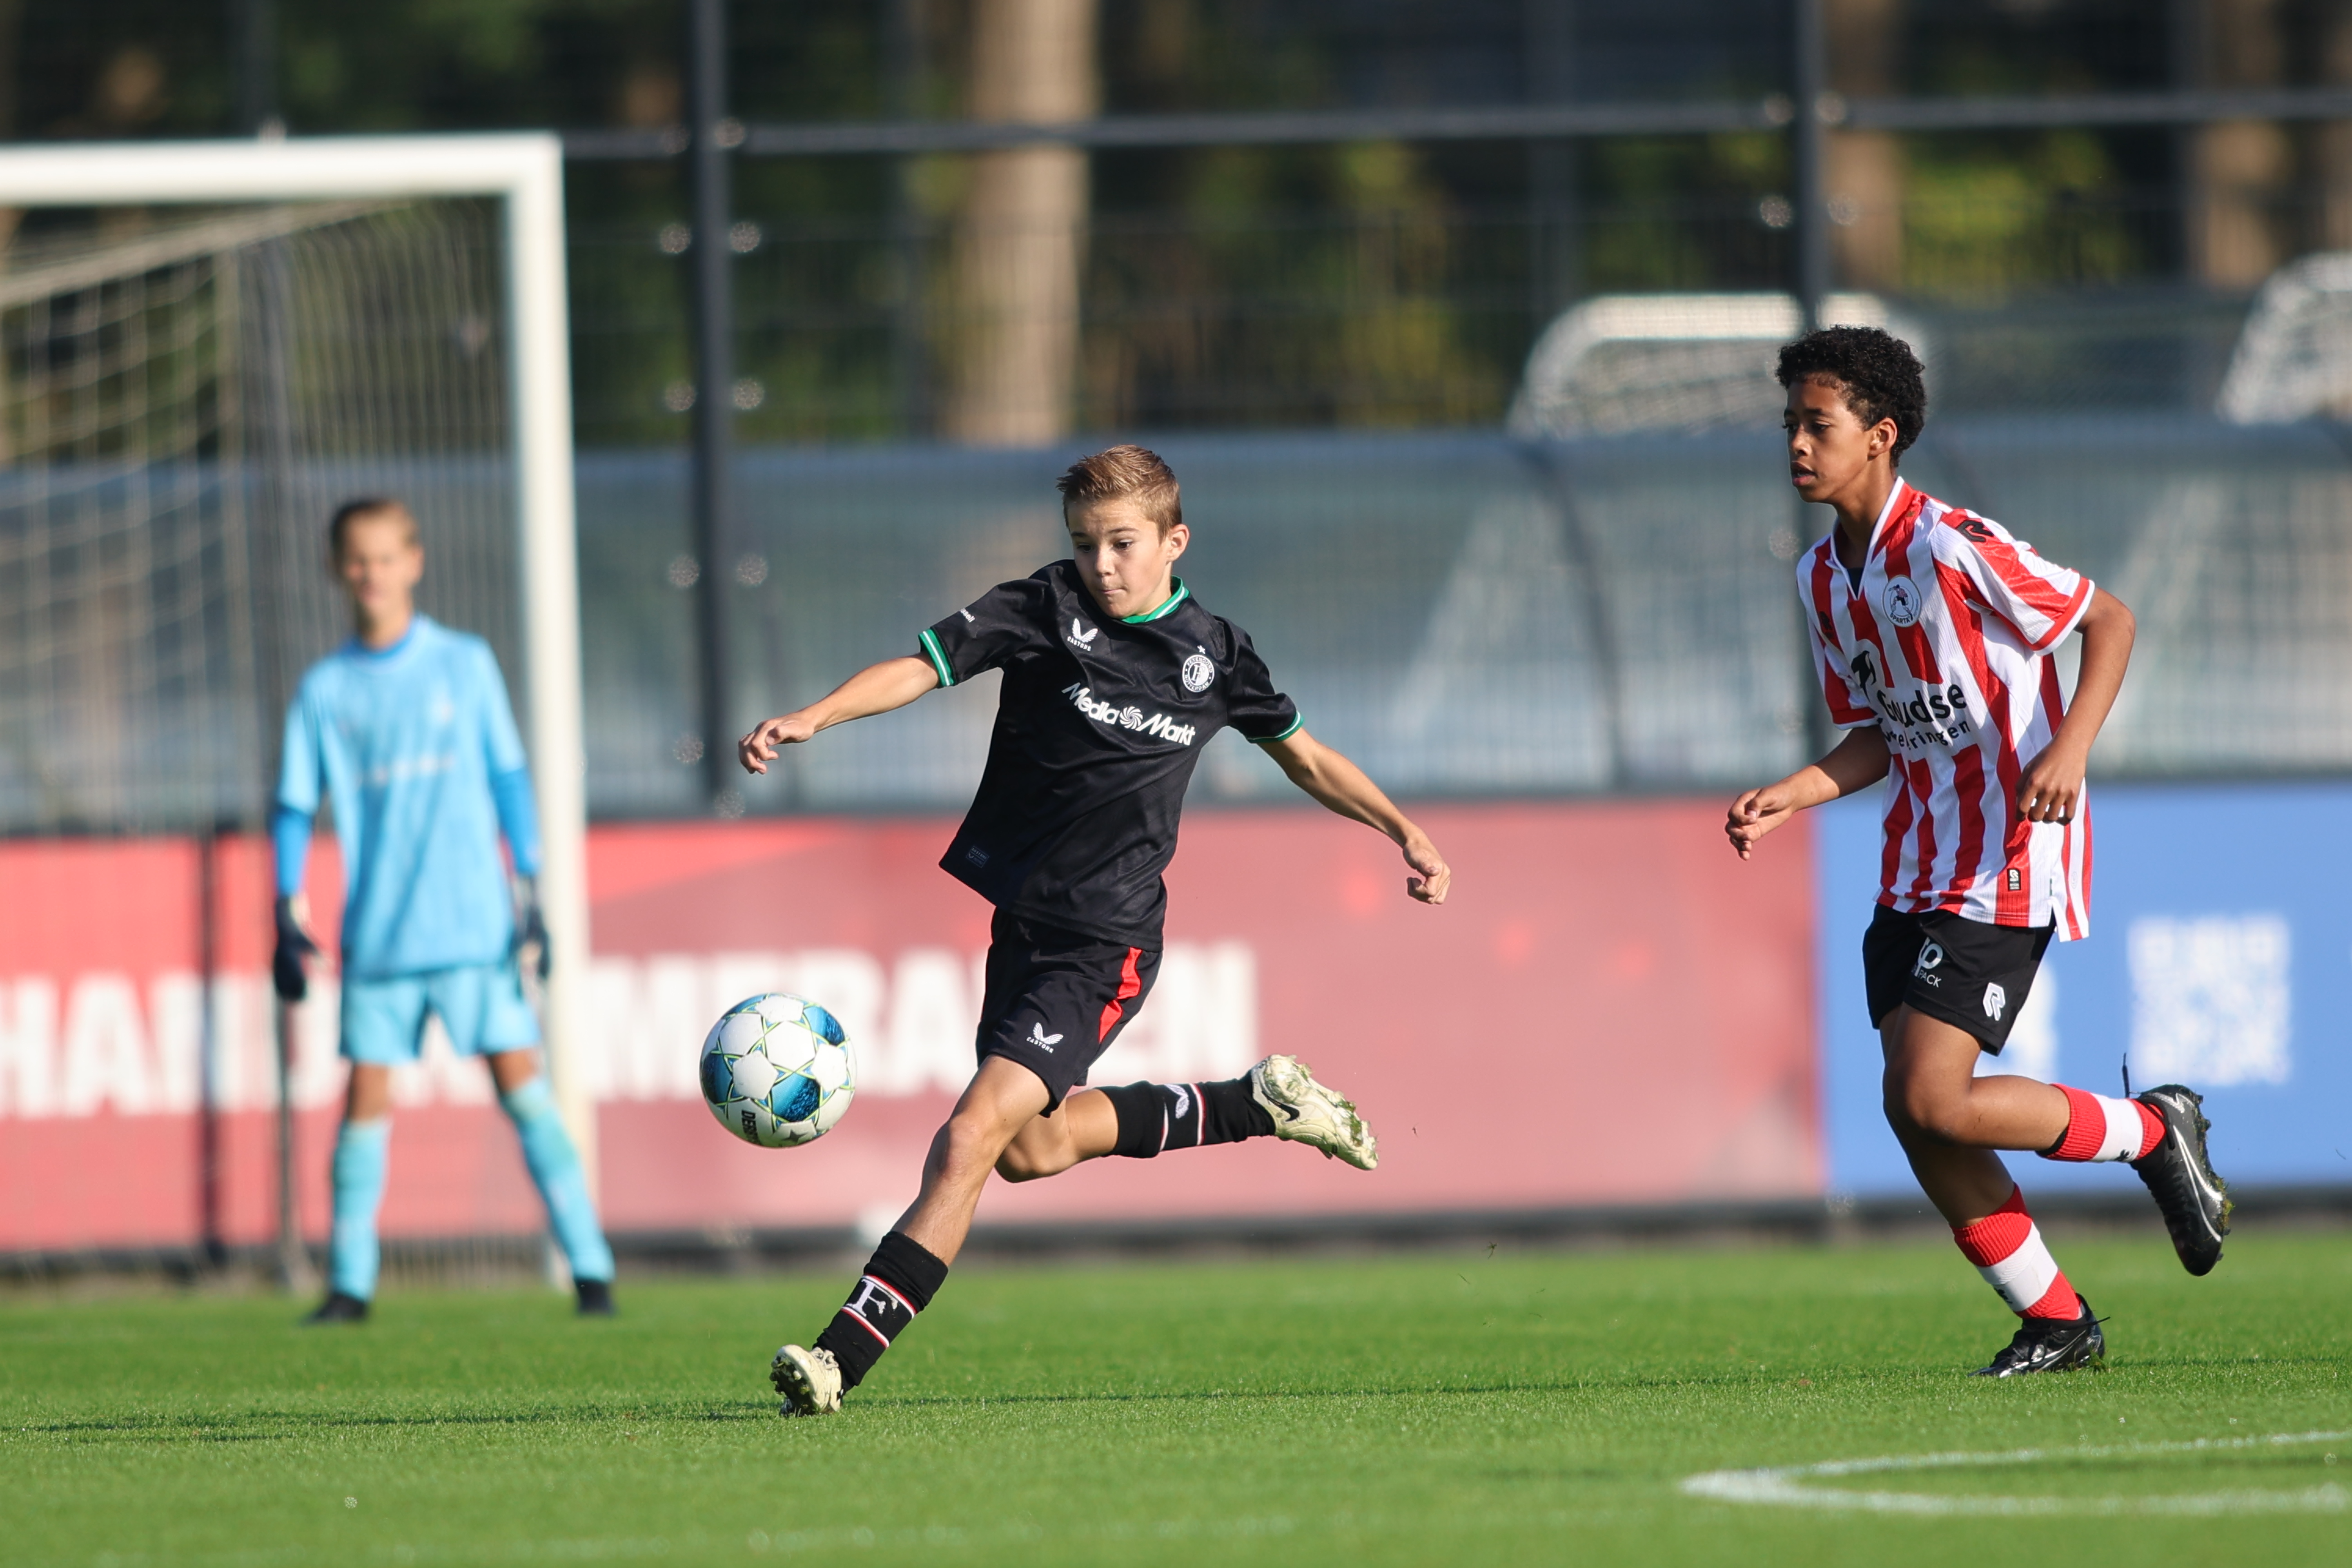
[[2043, 1084, 2164, 1163], [1951, 1186, 2082, 1320]]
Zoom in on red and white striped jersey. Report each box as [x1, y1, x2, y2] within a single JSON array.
[[1801, 480, 2096, 938]]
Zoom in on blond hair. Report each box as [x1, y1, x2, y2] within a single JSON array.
[[1054, 445, 1182, 535]]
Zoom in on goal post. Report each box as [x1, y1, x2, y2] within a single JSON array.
[[0, 135, 595, 1190]]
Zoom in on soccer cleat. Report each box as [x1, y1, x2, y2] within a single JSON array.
[[2130, 1084, 2230, 1277], [1249, 1054, 1378, 1171], [1973, 1296, 2106, 1377], [302, 1291, 370, 1325], [575, 1278, 617, 1317], [771, 1343, 843, 1417]]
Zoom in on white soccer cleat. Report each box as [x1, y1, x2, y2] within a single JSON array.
[[770, 1343, 843, 1416], [1250, 1054, 1378, 1171]]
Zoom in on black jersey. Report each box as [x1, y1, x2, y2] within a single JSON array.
[[916, 562, 1301, 947]]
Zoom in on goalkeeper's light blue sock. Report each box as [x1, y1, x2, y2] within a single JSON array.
[[328, 1118, 392, 1301], [499, 1075, 615, 1284]]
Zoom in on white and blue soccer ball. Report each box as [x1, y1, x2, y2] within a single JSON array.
[[698, 993, 857, 1148]]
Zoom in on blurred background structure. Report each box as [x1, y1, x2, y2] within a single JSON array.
[[4, 2, 2351, 1272], [6, 0, 2352, 824]]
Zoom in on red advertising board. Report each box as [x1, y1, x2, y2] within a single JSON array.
[[0, 802, 1819, 1253], [0, 835, 544, 1252]]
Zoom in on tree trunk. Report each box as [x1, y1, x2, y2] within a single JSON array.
[[941, 0, 1097, 446], [2315, 2, 2352, 252], [2188, 0, 2289, 289], [1825, 0, 1904, 292], [0, 0, 24, 466]]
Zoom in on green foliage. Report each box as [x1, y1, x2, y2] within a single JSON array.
[[1081, 138, 1509, 430], [275, 0, 675, 134], [1, 1235, 2346, 1565], [1579, 133, 1791, 296], [1902, 132, 2155, 299], [0, 3, 2242, 439]]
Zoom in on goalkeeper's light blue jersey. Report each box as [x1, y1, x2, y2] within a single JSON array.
[[276, 615, 539, 980]]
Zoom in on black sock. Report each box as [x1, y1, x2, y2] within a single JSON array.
[[811, 1230, 949, 1392], [1100, 1077, 1277, 1158]]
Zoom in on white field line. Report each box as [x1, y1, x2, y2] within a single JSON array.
[[1681, 1429, 2351, 1516]]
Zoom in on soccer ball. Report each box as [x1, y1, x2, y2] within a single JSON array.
[[698, 993, 857, 1148]]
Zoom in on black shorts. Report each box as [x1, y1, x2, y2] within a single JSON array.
[[975, 910, 1160, 1112], [1862, 904, 2052, 1053]]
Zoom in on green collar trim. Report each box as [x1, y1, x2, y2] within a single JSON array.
[[1122, 578, 1190, 624]]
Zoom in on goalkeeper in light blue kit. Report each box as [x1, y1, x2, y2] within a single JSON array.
[[274, 498, 616, 1322]]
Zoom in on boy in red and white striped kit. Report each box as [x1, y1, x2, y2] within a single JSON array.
[[1727, 327, 2231, 1377]]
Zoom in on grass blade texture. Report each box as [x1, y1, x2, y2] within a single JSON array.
[[2, 1234, 2346, 1565]]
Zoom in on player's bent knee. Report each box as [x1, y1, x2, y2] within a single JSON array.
[[1883, 1066, 1950, 1140], [1880, 1089, 1917, 1139], [1888, 1080, 1971, 1143], [936, 1108, 1019, 1178], [992, 1149, 1054, 1182], [995, 1128, 1078, 1183]]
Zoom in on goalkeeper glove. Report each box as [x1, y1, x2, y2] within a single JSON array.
[[272, 896, 320, 1002], [512, 874, 551, 982]]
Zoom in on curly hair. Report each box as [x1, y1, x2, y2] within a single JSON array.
[[1775, 326, 1927, 461]]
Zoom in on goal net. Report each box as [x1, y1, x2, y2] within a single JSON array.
[[0, 199, 521, 831], [1506, 291, 1931, 438], [0, 139, 592, 1209]]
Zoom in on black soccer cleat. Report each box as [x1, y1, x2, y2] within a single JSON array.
[[1973, 1296, 2106, 1377], [575, 1278, 617, 1317], [2130, 1083, 2231, 1277], [302, 1291, 370, 1325]]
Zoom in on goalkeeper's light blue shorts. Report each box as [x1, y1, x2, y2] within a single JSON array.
[[340, 960, 539, 1064]]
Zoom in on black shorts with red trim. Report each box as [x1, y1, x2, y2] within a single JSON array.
[[1863, 904, 2052, 1053], [975, 909, 1160, 1111]]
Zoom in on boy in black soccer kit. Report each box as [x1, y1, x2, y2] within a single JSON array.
[[737, 445, 1451, 1414], [1727, 328, 2230, 1377]]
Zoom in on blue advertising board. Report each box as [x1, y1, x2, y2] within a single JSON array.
[[1815, 780, 2351, 1196]]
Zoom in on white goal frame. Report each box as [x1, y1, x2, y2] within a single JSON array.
[[0, 135, 597, 1180]]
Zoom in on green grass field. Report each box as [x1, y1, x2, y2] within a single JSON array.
[[3, 1232, 2347, 1566]]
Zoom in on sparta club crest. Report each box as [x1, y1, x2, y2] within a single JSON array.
[[1882, 576, 1922, 627]]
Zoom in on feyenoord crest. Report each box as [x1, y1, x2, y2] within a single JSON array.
[[1181, 651, 1215, 692], [1882, 576, 1922, 627]]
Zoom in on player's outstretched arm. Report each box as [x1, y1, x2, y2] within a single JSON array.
[[2015, 586, 2134, 826], [1726, 725, 1891, 860], [739, 656, 940, 775], [1259, 728, 1450, 905]]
